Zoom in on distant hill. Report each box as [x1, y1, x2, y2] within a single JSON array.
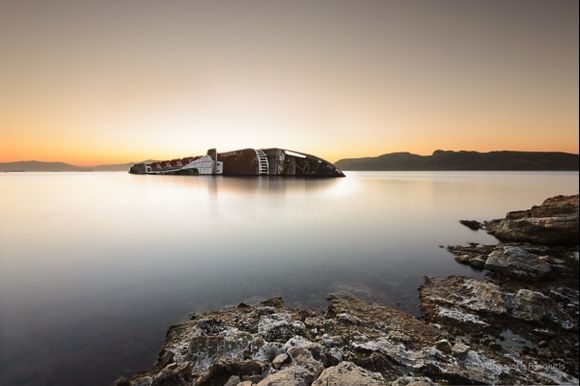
[[0, 161, 86, 172], [335, 151, 579, 171], [0, 160, 156, 172]]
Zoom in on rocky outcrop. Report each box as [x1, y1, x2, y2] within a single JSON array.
[[120, 291, 578, 386], [491, 195, 579, 245], [484, 245, 551, 279], [119, 195, 579, 386], [435, 195, 579, 382]]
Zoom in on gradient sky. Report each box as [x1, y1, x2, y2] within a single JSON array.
[[0, 0, 578, 165]]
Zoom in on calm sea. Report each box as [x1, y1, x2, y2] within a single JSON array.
[[0, 171, 577, 386]]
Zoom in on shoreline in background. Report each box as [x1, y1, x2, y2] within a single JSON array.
[[335, 150, 579, 171], [2, 150, 580, 173]]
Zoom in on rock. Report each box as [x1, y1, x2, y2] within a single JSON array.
[[435, 339, 453, 354], [237, 382, 254, 386], [508, 289, 551, 322], [312, 361, 385, 386], [272, 353, 290, 369], [224, 375, 241, 386], [468, 257, 486, 270], [287, 346, 324, 378], [257, 364, 320, 386], [447, 244, 494, 270], [485, 246, 551, 279], [493, 195, 579, 245], [124, 279, 579, 386], [187, 329, 253, 372], [151, 362, 192, 386], [390, 376, 436, 386], [336, 312, 362, 325], [460, 220, 482, 230], [322, 334, 343, 348], [452, 341, 470, 357], [196, 317, 225, 335], [258, 313, 305, 342], [324, 347, 343, 366]]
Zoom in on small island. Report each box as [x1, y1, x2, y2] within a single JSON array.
[[116, 195, 579, 386]]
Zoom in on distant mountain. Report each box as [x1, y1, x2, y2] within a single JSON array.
[[0, 161, 86, 172], [0, 160, 156, 172], [335, 150, 579, 171]]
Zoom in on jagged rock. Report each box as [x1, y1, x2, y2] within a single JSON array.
[[434, 339, 452, 354], [272, 353, 289, 369], [124, 278, 578, 386], [508, 289, 552, 322], [194, 359, 268, 385], [151, 362, 192, 386], [257, 356, 322, 386], [485, 246, 551, 279], [321, 334, 343, 348], [224, 375, 241, 386], [336, 313, 362, 325], [187, 329, 254, 372], [493, 195, 579, 245], [390, 376, 436, 386], [287, 346, 324, 378], [447, 244, 494, 270], [312, 361, 385, 386], [258, 313, 305, 342], [452, 341, 470, 358]]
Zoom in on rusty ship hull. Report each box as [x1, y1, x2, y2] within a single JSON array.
[[129, 148, 345, 177]]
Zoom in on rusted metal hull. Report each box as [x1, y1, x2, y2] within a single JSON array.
[[129, 148, 345, 177]]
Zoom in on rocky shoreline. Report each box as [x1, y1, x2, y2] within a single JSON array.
[[117, 195, 578, 386]]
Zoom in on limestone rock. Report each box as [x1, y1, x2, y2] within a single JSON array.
[[434, 339, 452, 354], [451, 341, 470, 358], [312, 361, 385, 386], [485, 246, 551, 279], [272, 353, 289, 370], [390, 376, 436, 386], [493, 195, 579, 245]]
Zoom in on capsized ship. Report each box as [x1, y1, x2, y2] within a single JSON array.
[[129, 148, 345, 177]]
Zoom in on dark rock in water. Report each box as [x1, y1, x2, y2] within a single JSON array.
[[459, 220, 482, 230], [493, 195, 579, 245], [485, 245, 551, 279], [447, 244, 494, 270]]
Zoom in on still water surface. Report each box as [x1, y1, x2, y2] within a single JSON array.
[[0, 171, 578, 385]]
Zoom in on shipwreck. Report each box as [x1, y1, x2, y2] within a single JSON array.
[[129, 148, 345, 177]]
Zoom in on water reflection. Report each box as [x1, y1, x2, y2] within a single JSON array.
[[0, 171, 577, 386]]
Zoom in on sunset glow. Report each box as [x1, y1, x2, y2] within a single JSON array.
[[1, 0, 578, 166]]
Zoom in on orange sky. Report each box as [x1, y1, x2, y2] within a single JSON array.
[[1, 0, 578, 166]]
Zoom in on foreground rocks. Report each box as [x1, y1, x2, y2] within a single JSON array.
[[119, 195, 578, 385], [117, 292, 577, 386]]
